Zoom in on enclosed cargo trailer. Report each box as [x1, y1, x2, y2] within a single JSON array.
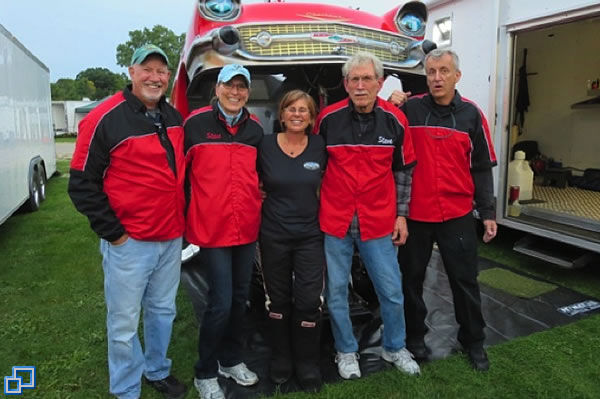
[[0, 24, 56, 225], [424, 0, 600, 267]]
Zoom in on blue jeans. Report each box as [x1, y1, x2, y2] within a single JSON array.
[[325, 232, 407, 353], [100, 236, 182, 399], [195, 242, 256, 379]]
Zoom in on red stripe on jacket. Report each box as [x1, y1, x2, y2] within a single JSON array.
[[70, 89, 185, 241], [316, 98, 416, 240], [404, 92, 496, 222], [184, 104, 263, 247]]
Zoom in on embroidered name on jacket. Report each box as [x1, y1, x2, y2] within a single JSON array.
[[378, 136, 393, 144]]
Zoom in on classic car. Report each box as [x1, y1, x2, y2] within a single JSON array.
[[172, 0, 435, 128], [176, 0, 436, 311]]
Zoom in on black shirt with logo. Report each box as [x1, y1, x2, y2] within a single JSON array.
[[258, 133, 327, 239]]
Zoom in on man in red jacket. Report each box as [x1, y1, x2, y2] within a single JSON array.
[[316, 52, 420, 380], [69, 44, 187, 399], [390, 49, 497, 371]]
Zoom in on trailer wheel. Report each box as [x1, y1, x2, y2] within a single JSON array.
[[37, 165, 47, 202], [24, 168, 41, 212]]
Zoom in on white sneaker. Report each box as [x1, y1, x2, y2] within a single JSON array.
[[194, 377, 224, 399], [335, 352, 361, 379], [382, 348, 421, 375], [218, 362, 259, 386]]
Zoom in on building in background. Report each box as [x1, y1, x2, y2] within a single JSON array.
[[51, 100, 93, 135]]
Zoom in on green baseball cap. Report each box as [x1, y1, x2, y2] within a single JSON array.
[[130, 44, 169, 66]]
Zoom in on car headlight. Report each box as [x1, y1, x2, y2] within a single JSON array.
[[397, 12, 426, 37], [199, 0, 241, 21]]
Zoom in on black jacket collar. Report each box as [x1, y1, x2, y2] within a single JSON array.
[[423, 90, 464, 117]]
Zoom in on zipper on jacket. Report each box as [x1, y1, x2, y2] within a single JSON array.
[[159, 124, 177, 177], [146, 110, 177, 176], [154, 119, 177, 177]]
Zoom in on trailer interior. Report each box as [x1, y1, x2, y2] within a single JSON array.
[[505, 15, 600, 267]]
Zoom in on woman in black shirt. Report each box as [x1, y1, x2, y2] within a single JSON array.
[[258, 90, 327, 392]]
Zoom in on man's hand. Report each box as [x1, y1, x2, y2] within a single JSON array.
[[388, 90, 412, 107], [392, 216, 409, 246], [111, 233, 129, 246], [482, 220, 497, 243]]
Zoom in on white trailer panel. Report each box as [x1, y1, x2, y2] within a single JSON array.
[[0, 24, 56, 225], [421, 0, 600, 261]]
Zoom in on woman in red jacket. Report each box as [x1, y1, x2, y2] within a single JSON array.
[[184, 64, 263, 399]]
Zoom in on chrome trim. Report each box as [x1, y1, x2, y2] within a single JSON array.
[[184, 21, 428, 81], [185, 34, 215, 81], [233, 49, 422, 69], [254, 31, 273, 48], [213, 26, 242, 55], [234, 20, 416, 40], [237, 22, 415, 63], [248, 31, 409, 55]]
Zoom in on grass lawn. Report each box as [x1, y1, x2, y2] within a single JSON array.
[[54, 136, 77, 143], [1, 160, 599, 398]]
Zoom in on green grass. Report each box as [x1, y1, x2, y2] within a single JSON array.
[[54, 136, 77, 143], [478, 227, 600, 298], [1, 160, 599, 398], [478, 267, 557, 298]]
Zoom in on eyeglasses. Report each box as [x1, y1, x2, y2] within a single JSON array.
[[221, 81, 248, 91], [347, 75, 377, 85], [285, 107, 310, 114]]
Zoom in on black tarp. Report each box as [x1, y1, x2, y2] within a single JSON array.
[[183, 251, 600, 398]]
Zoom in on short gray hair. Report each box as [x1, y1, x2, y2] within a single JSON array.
[[424, 49, 460, 71], [342, 51, 384, 79]]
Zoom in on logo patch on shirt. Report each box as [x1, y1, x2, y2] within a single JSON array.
[[206, 132, 221, 139], [303, 162, 320, 170], [378, 136, 393, 144]]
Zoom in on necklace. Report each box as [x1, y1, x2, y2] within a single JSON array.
[[279, 133, 307, 157]]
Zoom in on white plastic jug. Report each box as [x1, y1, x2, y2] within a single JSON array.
[[507, 150, 534, 200]]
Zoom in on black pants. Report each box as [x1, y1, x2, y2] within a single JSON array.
[[398, 213, 486, 349], [260, 233, 325, 321], [181, 257, 209, 325], [194, 242, 256, 379]]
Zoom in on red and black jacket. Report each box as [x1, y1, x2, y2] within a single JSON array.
[[403, 91, 497, 222], [68, 86, 186, 242], [315, 97, 416, 240], [184, 103, 263, 247]]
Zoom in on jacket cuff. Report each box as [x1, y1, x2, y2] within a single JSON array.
[[104, 228, 126, 243], [478, 209, 496, 221]]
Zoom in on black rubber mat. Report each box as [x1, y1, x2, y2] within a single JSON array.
[[195, 251, 600, 398]]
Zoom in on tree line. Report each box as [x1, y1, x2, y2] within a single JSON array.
[[51, 25, 184, 101]]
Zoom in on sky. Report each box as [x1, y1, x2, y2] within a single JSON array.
[[2, 0, 400, 82]]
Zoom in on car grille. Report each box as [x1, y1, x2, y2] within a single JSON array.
[[238, 23, 412, 62]]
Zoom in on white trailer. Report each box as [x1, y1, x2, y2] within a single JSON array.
[[0, 24, 56, 225], [422, 0, 600, 267]]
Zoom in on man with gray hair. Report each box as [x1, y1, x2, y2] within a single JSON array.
[[389, 48, 497, 371], [315, 51, 420, 379], [69, 44, 187, 399]]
